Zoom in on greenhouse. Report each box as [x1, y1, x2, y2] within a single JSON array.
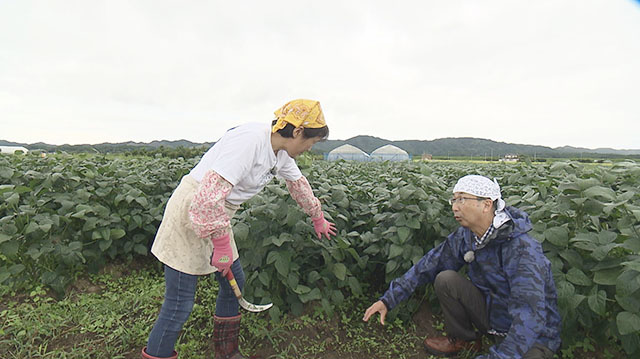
[[326, 144, 370, 162], [370, 144, 410, 162]]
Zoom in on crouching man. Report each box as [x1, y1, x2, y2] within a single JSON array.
[[363, 175, 561, 359]]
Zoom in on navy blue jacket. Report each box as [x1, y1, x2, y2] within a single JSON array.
[[380, 207, 562, 359]]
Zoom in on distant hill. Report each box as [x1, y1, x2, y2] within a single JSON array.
[[312, 136, 640, 159], [1, 137, 638, 159], [0, 139, 213, 154]]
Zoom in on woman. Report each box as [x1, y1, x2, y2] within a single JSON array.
[[142, 99, 337, 359]]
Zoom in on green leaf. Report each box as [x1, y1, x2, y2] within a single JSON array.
[[331, 289, 344, 303], [135, 197, 148, 207], [559, 249, 583, 269], [6, 193, 19, 207], [617, 312, 640, 335], [266, 251, 279, 265], [0, 268, 10, 283], [591, 243, 621, 261], [9, 264, 25, 274], [616, 270, 640, 297], [110, 228, 126, 240], [333, 263, 347, 281], [597, 231, 618, 245], [233, 222, 249, 242], [622, 237, 640, 253], [0, 167, 14, 178], [14, 186, 32, 194], [569, 294, 586, 310], [566, 267, 592, 286], [407, 217, 421, 229], [397, 227, 410, 243], [583, 186, 616, 201], [287, 273, 299, 289], [0, 233, 11, 244], [556, 280, 575, 299], [388, 244, 404, 259], [593, 267, 622, 286], [544, 226, 569, 247], [293, 285, 311, 294], [69, 241, 83, 251], [386, 260, 398, 274], [0, 241, 19, 257], [134, 244, 147, 255], [299, 288, 322, 303], [622, 260, 640, 273], [24, 222, 39, 234], [587, 288, 607, 316], [307, 271, 320, 284], [615, 294, 640, 313], [99, 228, 111, 241], [274, 256, 289, 277], [99, 239, 113, 252], [348, 277, 362, 295], [258, 271, 269, 286]]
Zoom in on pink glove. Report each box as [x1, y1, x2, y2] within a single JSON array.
[[312, 213, 337, 240], [210, 233, 233, 274]]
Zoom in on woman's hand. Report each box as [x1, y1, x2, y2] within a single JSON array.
[[210, 233, 233, 275], [312, 213, 337, 240]]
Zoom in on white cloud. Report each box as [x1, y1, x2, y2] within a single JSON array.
[[1, 0, 639, 149]]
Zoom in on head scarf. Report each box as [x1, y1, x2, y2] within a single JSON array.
[[453, 175, 510, 228], [272, 99, 326, 133]]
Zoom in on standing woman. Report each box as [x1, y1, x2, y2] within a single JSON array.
[[142, 99, 337, 359]]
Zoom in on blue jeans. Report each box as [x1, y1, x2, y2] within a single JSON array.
[[145, 260, 245, 357]]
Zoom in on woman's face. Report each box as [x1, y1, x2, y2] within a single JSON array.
[[286, 128, 323, 158]]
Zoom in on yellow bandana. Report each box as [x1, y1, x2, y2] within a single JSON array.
[[272, 99, 326, 133]]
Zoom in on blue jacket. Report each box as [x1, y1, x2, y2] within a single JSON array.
[[380, 207, 562, 359]]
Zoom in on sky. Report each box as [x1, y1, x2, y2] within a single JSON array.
[[1, 0, 639, 150]]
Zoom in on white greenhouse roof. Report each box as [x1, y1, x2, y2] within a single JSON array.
[[0, 146, 29, 154], [371, 144, 408, 155], [329, 144, 368, 154]]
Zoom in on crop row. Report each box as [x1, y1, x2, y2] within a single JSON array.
[[1, 154, 639, 355]]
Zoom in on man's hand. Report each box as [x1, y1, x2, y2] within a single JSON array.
[[363, 300, 388, 325]]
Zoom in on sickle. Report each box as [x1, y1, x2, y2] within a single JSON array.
[[225, 271, 273, 312]]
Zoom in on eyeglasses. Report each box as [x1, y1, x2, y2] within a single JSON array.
[[448, 197, 486, 205]]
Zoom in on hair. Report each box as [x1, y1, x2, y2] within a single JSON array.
[[271, 120, 329, 141]]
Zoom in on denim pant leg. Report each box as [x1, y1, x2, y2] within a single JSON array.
[[214, 260, 245, 317], [146, 265, 199, 357]]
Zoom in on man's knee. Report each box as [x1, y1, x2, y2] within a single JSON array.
[[434, 270, 460, 294]]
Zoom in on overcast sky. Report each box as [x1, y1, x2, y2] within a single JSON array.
[[1, 0, 639, 149]]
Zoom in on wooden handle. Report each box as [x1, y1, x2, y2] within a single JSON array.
[[225, 271, 243, 298]]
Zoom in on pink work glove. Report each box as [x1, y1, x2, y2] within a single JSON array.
[[210, 233, 233, 275], [312, 213, 337, 240]]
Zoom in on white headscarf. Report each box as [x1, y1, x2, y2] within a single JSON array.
[[453, 175, 510, 228]]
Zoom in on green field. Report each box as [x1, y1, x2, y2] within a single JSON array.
[[1, 153, 639, 358]]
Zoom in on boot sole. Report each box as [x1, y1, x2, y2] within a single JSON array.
[[423, 343, 481, 357], [424, 344, 462, 357]]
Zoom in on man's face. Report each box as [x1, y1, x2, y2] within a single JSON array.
[[450, 192, 492, 228]]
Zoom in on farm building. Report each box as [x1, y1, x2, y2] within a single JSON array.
[[370, 144, 410, 162], [0, 146, 29, 154], [326, 144, 370, 162], [500, 154, 519, 162]]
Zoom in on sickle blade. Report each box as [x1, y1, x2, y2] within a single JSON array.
[[239, 297, 273, 312]]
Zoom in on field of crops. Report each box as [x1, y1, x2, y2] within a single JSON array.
[[1, 153, 639, 356]]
